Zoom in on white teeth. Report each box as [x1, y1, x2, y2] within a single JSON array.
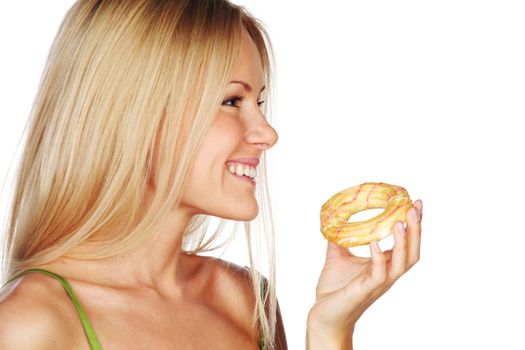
[[227, 163, 257, 178], [235, 165, 244, 176]]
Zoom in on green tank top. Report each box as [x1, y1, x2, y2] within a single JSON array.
[[3, 268, 267, 350]]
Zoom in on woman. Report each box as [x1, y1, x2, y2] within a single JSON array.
[[0, 1, 423, 349]]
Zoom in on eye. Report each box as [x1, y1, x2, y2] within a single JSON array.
[[222, 96, 242, 108], [222, 96, 266, 108]]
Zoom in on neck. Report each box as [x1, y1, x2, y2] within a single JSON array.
[[43, 207, 199, 296]]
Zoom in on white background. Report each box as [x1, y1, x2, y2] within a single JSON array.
[[1, 1, 524, 349]]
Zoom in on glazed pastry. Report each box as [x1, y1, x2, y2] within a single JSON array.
[[320, 182, 412, 247]]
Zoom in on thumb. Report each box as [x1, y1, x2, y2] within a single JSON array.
[[326, 240, 353, 259]]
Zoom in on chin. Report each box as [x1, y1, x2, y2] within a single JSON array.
[[239, 210, 258, 222], [218, 203, 259, 222]]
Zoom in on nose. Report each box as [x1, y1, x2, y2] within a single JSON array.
[[244, 111, 278, 150]]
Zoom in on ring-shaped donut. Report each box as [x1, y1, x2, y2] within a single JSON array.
[[320, 182, 412, 247]]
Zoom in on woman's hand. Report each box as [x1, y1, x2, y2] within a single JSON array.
[[306, 199, 423, 348]]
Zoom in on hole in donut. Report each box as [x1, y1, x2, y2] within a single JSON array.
[[349, 235, 395, 257], [346, 208, 384, 223], [345, 208, 395, 257]]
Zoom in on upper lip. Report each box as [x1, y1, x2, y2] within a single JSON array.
[[226, 157, 260, 167]]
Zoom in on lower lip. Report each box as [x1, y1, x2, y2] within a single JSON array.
[[228, 171, 256, 185]]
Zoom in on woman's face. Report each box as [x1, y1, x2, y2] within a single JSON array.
[[180, 30, 278, 221]]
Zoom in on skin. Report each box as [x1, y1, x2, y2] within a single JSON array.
[[0, 29, 280, 349], [0, 25, 423, 349], [307, 199, 423, 349]]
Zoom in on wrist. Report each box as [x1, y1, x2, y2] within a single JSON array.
[[306, 322, 354, 350]]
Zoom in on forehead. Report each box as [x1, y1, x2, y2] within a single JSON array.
[[229, 30, 265, 87]]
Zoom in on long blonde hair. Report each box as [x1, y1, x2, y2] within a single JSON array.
[[1, 0, 278, 347]]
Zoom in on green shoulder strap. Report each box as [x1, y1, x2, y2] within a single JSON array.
[[3, 268, 103, 350]]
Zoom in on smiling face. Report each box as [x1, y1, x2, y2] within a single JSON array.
[[179, 29, 278, 221]]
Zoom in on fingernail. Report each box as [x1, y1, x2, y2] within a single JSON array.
[[395, 222, 405, 234], [409, 207, 418, 221]]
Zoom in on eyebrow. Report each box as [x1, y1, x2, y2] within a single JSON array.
[[229, 80, 266, 93]]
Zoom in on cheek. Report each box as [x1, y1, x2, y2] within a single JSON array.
[[194, 116, 244, 171], [204, 116, 243, 153]]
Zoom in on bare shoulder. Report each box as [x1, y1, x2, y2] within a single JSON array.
[[212, 256, 256, 289], [210, 257, 288, 350], [0, 273, 87, 349], [198, 255, 256, 305], [194, 255, 288, 349], [190, 255, 257, 330]]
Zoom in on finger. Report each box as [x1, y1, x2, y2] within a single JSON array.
[[369, 241, 387, 284], [382, 249, 393, 263], [389, 221, 408, 280], [326, 240, 353, 259], [413, 199, 423, 222], [405, 205, 422, 267]]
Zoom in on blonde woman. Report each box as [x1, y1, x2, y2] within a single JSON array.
[[0, 1, 423, 349]]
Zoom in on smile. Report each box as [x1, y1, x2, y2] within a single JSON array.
[[226, 162, 257, 184]]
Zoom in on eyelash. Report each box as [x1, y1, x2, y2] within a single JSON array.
[[222, 96, 265, 108]]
